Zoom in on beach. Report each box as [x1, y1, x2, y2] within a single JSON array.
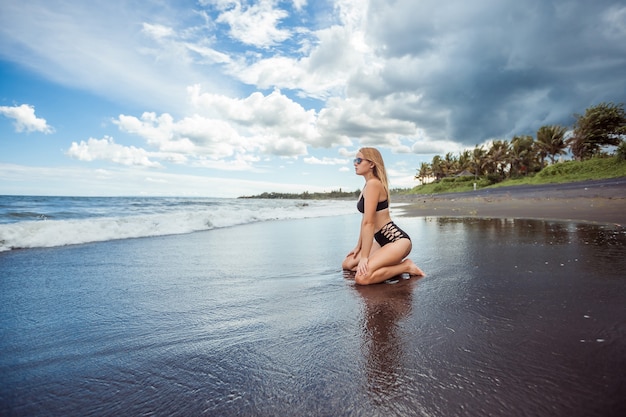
[[395, 177, 626, 226], [1, 184, 626, 416]]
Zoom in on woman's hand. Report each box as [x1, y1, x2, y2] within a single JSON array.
[[347, 246, 360, 258], [357, 257, 368, 277]]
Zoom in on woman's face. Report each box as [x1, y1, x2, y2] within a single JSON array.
[[354, 152, 372, 176]]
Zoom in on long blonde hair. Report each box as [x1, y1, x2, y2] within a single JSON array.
[[359, 147, 390, 200]]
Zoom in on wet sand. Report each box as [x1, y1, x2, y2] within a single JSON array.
[[395, 178, 626, 226], [1, 213, 625, 416]]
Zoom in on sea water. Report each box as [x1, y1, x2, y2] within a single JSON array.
[[0, 195, 357, 252]]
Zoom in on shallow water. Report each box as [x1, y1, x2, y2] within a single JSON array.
[[1, 216, 625, 416], [0, 195, 356, 251]]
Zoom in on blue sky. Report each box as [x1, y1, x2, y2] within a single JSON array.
[[1, 0, 625, 197]]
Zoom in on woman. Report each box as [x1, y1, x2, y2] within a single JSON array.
[[342, 147, 425, 285]]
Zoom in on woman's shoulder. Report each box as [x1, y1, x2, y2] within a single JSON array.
[[364, 178, 384, 194], [366, 177, 383, 186]]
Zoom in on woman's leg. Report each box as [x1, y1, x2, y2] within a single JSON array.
[[342, 241, 381, 271], [355, 239, 424, 285], [342, 254, 359, 271]]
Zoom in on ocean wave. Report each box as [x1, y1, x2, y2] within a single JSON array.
[[0, 199, 355, 252]]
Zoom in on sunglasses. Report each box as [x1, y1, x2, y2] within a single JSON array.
[[353, 157, 370, 164]]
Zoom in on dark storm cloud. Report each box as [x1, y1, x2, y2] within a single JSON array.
[[362, 0, 626, 145]]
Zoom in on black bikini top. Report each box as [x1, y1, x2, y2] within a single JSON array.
[[357, 195, 389, 213]]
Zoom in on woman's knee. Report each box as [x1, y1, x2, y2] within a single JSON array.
[[355, 272, 373, 285], [342, 257, 357, 270]]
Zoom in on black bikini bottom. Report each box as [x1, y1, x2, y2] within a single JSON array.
[[374, 221, 410, 247]]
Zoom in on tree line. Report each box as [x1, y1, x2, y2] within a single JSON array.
[[415, 102, 626, 184], [239, 189, 360, 199]]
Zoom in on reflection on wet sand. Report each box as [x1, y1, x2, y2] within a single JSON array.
[[341, 218, 626, 416], [345, 271, 420, 404], [428, 217, 626, 274]]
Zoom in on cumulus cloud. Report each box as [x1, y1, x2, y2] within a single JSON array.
[[66, 136, 162, 168], [2, 0, 625, 173], [113, 86, 340, 164], [303, 156, 347, 165], [213, 0, 291, 47], [233, 24, 369, 99], [0, 104, 54, 134]]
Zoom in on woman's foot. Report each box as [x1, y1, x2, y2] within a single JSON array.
[[404, 259, 425, 277]]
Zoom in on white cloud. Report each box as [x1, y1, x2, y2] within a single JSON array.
[[66, 136, 162, 168], [142, 23, 175, 40], [114, 85, 415, 167], [179, 86, 320, 152], [192, 154, 261, 171], [291, 0, 307, 12], [213, 0, 291, 48], [303, 156, 347, 165], [411, 139, 464, 156], [0, 104, 54, 134], [0, 162, 334, 198], [145, 176, 169, 183], [233, 24, 369, 99], [316, 95, 419, 150], [113, 87, 319, 165]]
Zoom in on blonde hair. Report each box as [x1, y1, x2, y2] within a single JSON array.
[[359, 147, 390, 200]]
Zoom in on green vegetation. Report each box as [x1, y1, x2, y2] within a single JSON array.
[[413, 102, 626, 194], [410, 157, 626, 195], [240, 187, 415, 200], [568, 102, 626, 160], [239, 189, 360, 200]]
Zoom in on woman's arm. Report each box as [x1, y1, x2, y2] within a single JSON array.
[[349, 234, 362, 256]]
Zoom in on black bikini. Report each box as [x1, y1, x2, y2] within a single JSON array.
[[357, 195, 388, 213], [374, 221, 411, 247], [356, 195, 410, 247]]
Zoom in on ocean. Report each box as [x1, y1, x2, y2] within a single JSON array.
[[0, 195, 357, 252]]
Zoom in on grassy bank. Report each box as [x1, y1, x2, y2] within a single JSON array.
[[408, 157, 626, 195]]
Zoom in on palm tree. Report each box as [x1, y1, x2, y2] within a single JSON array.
[[458, 150, 472, 173], [471, 145, 488, 179], [567, 135, 597, 161], [567, 102, 626, 160], [510, 135, 536, 177], [487, 140, 510, 179], [443, 152, 459, 177], [415, 162, 433, 184], [536, 125, 568, 164], [431, 155, 445, 181]]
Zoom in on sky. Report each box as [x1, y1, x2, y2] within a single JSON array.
[[1, 0, 625, 198]]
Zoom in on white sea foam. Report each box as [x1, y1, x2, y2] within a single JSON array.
[[0, 199, 356, 252]]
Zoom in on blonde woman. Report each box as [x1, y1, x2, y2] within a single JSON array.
[[342, 147, 425, 285]]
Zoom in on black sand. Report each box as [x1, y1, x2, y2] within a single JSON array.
[[1, 214, 625, 416], [397, 177, 626, 226]]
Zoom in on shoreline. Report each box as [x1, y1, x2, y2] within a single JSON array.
[[392, 178, 626, 226]]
